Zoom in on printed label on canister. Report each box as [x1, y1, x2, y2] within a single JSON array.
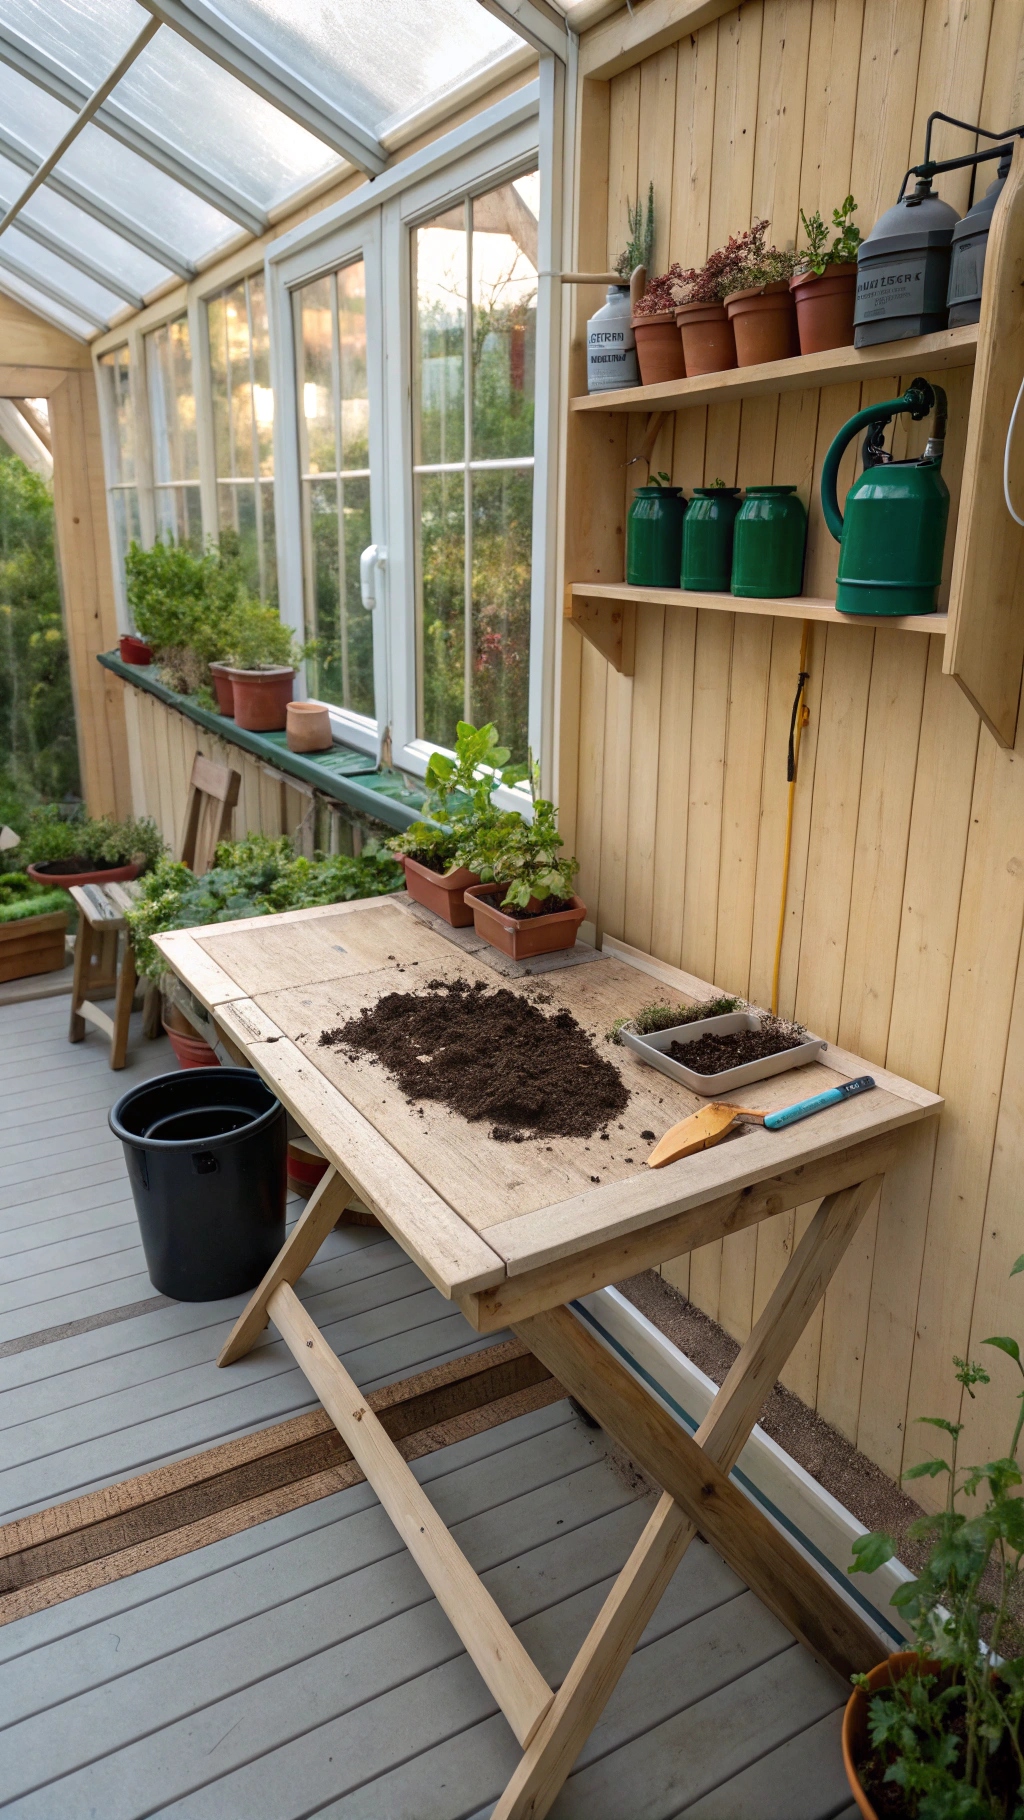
[[587, 322, 638, 391], [855, 262, 926, 321]]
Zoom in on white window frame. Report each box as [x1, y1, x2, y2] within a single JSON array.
[[267, 78, 558, 787]]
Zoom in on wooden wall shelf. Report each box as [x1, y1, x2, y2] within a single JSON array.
[[566, 582, 947, 672], [570, 324, 979, 416]]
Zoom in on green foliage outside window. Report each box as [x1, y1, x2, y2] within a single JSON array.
[[0, 453, 79, 823]]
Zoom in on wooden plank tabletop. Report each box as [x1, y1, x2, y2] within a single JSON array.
[[154, 897, 942, 1301]]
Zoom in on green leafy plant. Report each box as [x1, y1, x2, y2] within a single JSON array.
[[125, 538, 243, 664], [461, 796, 578, 910], [21, 806, 165, 873], [0, 453, 79, 813], [223, 597, 311, 672], [727, 219, 798, 292], [608, 994, 744, 1044], [616, 182, 656, 279], [671, 221, 773, 305], [0, 871, 68, 924], [847, 1257, 1024, 1818], [125, 834, 403, 979], [388, 721, 527, 874], [798, 195, 862, 277], [647, 471, 675, 489]]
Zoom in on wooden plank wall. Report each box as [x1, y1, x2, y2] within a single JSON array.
[[120, 684, 316, 858], [561, 0, 1024, 1505]]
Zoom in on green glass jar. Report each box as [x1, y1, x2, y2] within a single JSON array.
[[731, 486, 807, 598], [626, 485, 686, 587], [681, 486, 742, 591]]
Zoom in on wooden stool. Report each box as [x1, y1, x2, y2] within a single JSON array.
[[67, 753, 241, 1068]]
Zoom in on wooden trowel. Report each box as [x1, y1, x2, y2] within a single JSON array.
[[647, 1103, 766, 1169]]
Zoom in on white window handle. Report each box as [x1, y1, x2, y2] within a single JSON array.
[[359, 543, 387, 610]]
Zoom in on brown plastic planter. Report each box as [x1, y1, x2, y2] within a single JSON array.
[[209, 662, 235, 716], [790, 263, 857, 354], [402, 855, 480, 927], [724, 280, 800, 366], [0, 910, 68, 983], [224, 666, 295, 731], [842, 1652, 937, 1819], [465, 884, 587, 960], [27, 858, 142, 890], [674, 301, 736, 376], [632, 310, 687, 384], [119, 633, 153, 665]]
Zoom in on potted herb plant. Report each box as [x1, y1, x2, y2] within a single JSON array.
[[0, 872, 69, 982], [388, 721, 525, 926], [633, 264, 688, 384], [222, 601, 310, 732], [462, 798, 586, 960], [125, 537, 241, 703], [669, 223, 777, 375], [722, 222, 800, 366], [791, 196, 862, 353], [24, 807, 165, 889], [844, 1257, 1024, 1819]]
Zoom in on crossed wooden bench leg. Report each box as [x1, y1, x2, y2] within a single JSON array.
[[218, 1170, 885, 1816]]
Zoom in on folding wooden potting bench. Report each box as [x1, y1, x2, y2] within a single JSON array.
[[155, 893, 941, 1820]]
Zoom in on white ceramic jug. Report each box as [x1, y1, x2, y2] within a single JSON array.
[[586, 285, 638, 392]]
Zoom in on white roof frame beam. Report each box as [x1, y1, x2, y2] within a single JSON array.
[[0, 23, 268, 237], [476, 0, 570, 58], [137, 0, 386, 175], [0, 204, 143, 307], [0, 124, 193, 280], [0, 245, 107, 329]]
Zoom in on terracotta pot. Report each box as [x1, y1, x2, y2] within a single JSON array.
[[724, 280, 800, 366], [119, 633, 153, 665], [27, 858, 143, 891], [790, 262, 858, 354], [0, 909, 67, 983], [209, 662, 235, 716], [224, 666, 295, 732], [674, 301, 737, 376], [287, 1134, 330, 1198], [843, 1651, 940, 1819], [464, 885, 587, 960], [632, 310, 687, 385], [162, 1020, 220, 1069], [402, 854, 480, 927], [286, 701, 333, 753]]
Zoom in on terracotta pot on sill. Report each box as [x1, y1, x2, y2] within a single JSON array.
[[464, 884, 587, 960], [161, 1002, 221, 1070], [209, 662, 235, 717], [224, 665, 295, 732], [401, 854, 480, 927], [674, 301, 737, 376], [286, 701, 333, 753], [632, 309, 687, 385], [790, 262, 858, 354], [119, 632, 153, 666], [842, 1651, 940, 1819], [26, 858, 143, 891], [724, 280, 800, 366]]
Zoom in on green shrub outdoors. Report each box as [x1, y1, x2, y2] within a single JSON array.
[[125, 834, 403, 978], [18, 806, 165, 873], [0, 453, 80, 815], [0, 872, 69, 924], [126, 537, 244, 663]]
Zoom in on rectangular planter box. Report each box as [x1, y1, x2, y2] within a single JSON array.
[[464, 885, 587, 960], [620, 1010, 826, 1095], [0, 910, 68, 983], [402, 855, 479, 927]]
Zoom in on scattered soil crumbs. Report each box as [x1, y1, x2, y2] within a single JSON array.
[[318, 976, 629, 1141], [669, 1018, 804, 1075]]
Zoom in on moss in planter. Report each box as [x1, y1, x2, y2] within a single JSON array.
[[608, 994, 743, 1044], [0, 874, 69, 922]]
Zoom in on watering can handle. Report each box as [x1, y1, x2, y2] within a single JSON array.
[[820, 381, 934, 541]]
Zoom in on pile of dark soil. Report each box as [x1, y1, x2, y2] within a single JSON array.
[[474, 891, 576, 921], [669, 1020, 804, 1075], [318, 976, 629, 1141]]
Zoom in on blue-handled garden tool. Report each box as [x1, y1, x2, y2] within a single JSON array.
[[647, 1075, 876, 1168]]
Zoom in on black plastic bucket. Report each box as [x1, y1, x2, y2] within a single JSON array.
[[110, 1067, 287, 1300]]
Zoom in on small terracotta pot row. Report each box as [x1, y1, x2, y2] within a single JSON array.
[[209, 665, 333, 751], [401, 854, 586, 961], [631, 264, 857, 385]]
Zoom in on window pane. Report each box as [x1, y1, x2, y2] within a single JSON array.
[[249, 275, 274, 478], [417, 469, 465, 751], [471, 181, 537, 461], [155, 485, 203, 553], [337, 263, 369, 471], [98, 347, 135, 485], [298, 276, 336, 475], [209, 276, 277, 601], [471, 468, 532, 760], [210, 281, 255, 481], [414, 207, 465, 466], [110, 489, 141, 590], [147, 316, 199, 485]]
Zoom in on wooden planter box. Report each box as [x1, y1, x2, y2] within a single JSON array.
[[0, 910, 68, 983]]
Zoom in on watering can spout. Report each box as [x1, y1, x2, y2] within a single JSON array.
[[820, 380, 935, 540]]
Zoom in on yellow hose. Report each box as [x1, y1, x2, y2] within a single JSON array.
[[771, 621, 812, 1016]]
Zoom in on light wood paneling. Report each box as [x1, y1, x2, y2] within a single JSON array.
[[569, 0, 1024, 1500]]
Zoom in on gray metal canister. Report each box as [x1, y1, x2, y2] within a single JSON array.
[[947, 154, 1010, 325], [854, 185, 960, 346]]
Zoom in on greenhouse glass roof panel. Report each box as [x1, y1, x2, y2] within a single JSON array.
[[0, 163, 172, 294], [0, 261, 99, 339], [0, 222, 127, 323]]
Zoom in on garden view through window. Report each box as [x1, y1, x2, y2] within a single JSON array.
[[296, 260, 373, 718], [413, 170, 538, 763], [146, 315, 202, 552], [97, 345, 140, 587], [208, 274, 277, 605]]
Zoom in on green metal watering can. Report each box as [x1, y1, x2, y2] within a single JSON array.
[[821, 377, 950, 616]]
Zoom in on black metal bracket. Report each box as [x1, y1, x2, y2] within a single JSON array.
[[897, 111, 1024, 207]]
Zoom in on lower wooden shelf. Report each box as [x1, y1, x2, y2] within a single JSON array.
[[566, 582, 947, 672]]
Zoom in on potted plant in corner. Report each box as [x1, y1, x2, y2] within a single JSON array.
[[24, 807, 165, 889], [222, 600, 310, 732], [791, 196, 862, 354], [463, 797, 586, 960], [125, 536, 241, 705], [843, 1255, 1024, 1819], [388, 721, 525, 927], [722, 221, 800, 366]]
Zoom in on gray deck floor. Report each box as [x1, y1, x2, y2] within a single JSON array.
[[0, 993, 859, 1818]]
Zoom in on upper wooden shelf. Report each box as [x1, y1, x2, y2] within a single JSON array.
[[570, 323, 979, 415]]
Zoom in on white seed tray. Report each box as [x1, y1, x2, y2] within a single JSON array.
[[620, 1010, 827, 1095]]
